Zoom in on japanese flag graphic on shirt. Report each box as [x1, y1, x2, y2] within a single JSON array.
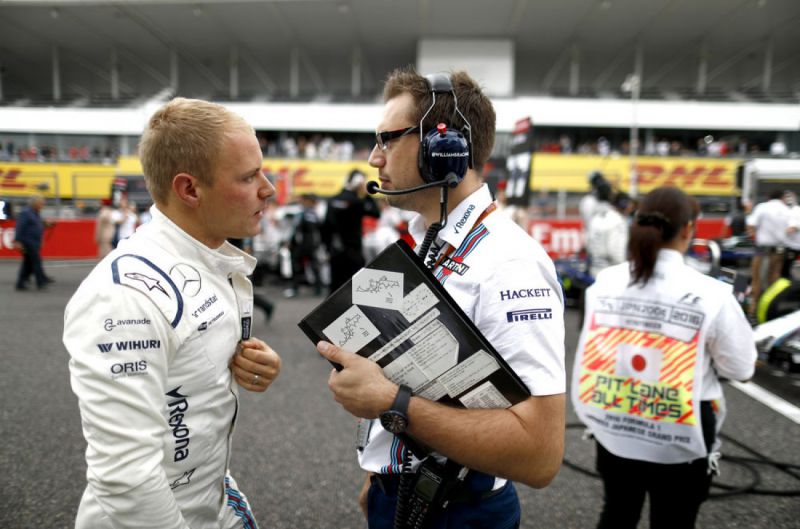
[[615, 343, 663, 381]]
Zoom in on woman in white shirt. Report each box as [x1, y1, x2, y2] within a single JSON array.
[[572, 186, 756, 529]]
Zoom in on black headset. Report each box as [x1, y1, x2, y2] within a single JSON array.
[[416, 73, 474, 185]]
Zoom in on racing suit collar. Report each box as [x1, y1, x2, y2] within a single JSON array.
[[148, 205, 257, 276], [408, 184, 493, 251]]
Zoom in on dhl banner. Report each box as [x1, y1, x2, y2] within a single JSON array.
[[0, 162, 115, 199], [530, 154, 741, 196], [2, 154, 742, 202], [116, 156, 377, 203]]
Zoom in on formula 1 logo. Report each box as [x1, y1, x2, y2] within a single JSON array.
[[169, 263, 202, 297]]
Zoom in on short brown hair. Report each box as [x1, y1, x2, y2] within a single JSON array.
[[138, 97, 253, 205], [383, 66, 496, 172]]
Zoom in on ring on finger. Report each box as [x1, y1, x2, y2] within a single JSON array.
[[252, 374, 260, 385]]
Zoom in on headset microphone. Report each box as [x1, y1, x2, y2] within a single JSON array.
[[366, 174, 459, 196]]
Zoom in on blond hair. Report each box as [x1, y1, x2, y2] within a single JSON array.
[[138, 97, 253, 205]]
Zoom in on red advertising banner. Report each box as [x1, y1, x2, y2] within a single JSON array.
[[0, 217, 728, 261], [0, 219, 98, 259]]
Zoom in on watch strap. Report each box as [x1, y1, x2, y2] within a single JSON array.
[[392, 384, 412, 416]]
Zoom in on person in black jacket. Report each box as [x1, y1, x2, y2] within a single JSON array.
[[14, 194, 53, 290], [322, 169, 380, 292]]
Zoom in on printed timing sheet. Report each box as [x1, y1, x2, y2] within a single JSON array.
[[299, 241, 530, 409]]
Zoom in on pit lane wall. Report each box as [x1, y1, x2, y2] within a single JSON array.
[[0, 155, 737, 259]]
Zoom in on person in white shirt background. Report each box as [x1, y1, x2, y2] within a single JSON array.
[[746, 189, 792, 314]]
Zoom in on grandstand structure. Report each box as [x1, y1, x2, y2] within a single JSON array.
[[0, 0, 798, 207], [0, 0, 799, 258], [0, 0, 798, 131]]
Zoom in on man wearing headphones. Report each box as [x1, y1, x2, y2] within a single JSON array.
[[316, 67, 566, 528]]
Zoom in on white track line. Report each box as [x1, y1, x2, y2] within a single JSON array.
[[730, 380, 800, 425]]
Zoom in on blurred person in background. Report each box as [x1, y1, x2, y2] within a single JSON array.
[[283, 193, 323, 298], [579, 171, 607, 239], [782, 191, 799, 279], [321, 169, 379, 292], [13, 193, 54, 291], [111, 194, 139, 246], [63, 98, 281, 529], [746, 189, 791, 314], [586, 183, 630, 278], [94, 198, 117, 258], [572, 186, 756, 529]]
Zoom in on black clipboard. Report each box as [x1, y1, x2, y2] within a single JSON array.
[[298, 240, 530, 409]]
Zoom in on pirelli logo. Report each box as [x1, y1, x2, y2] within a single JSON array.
[[506, 308, 553, 322]]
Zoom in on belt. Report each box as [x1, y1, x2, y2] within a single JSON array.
[[370, 473, 506, 504]]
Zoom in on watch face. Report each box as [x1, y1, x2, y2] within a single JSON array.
[[380, 410, 408, 434]]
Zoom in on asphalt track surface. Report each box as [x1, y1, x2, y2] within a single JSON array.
[[1, 259, 799, 529]]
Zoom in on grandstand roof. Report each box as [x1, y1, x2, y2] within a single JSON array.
[[1, 0, 798, 105]]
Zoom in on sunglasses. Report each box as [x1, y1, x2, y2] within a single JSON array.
[[375, 126, 420, 151]]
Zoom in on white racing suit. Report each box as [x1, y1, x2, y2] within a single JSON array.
[[64, 206, 259, 529]]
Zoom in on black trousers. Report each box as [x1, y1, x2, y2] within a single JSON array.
[[16, 243, 47, 288], [595, 402, 716, 529]]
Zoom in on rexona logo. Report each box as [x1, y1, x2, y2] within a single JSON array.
[[453, 204, 476, 234], [96, 339, 161, 353], [166, 387, 191, 462]]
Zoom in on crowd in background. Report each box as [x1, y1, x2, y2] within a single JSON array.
[[535, 133, 791, 158], [1, 129, 793, 166]]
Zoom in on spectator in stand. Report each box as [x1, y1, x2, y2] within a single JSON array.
[[746, 190, 792, 314], [13, 194, 54, 291]]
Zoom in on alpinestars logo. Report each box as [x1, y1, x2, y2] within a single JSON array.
[[123, 272, 168, 297], [170, 468, 196, 490]]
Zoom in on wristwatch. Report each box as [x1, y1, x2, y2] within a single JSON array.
[[379, 384, 412, 434]]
